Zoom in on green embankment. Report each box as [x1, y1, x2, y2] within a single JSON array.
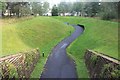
[[53, 16, 118, 78], [1, 16, 118, 78], [1, 16, 73, 78]]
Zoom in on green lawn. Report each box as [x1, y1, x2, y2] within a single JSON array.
[[1, 16, 73, 78], [53, 16, 118, 78], [1, 16, 118, 78]]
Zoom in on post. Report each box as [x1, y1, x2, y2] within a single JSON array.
[[70, 31, 71, 35], [42, 52, 44, 57]]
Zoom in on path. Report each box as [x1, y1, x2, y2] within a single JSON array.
[[40, 24, 84, 78]]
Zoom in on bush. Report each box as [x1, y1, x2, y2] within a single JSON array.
[[101, 12, 117, 20], [100, 63, 120, 78], [0, 62, 18, 78]]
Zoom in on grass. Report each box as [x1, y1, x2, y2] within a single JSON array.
[[53, 16, 118, 78], [1, 16, 118, 78], [0, 16, 73, 78]]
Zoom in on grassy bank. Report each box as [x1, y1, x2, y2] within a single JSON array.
[[53, 16, 118, 78], [1, 16, 73, 78]]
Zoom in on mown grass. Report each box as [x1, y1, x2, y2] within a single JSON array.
[[53, 16, 118, 78], [1, 16, 73, 78]]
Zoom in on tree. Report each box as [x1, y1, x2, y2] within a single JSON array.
[[84, 2, 100, 17], [0, 1, 50, 17], [2, 2, 31, 17], [99, 2, 118, 20], [0, 2, 1, 7], [72, 2, 82, 16], [58, 2, 71, 16], [51, 5, 58, 16], [42, 2, 49, 14], [31, 2, 43, 16], [0, 2, 6, 17], [0, 2, 2, 17], [19, 2, 31, 16]]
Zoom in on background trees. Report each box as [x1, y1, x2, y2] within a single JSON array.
[[84, 2, 100, 17], [31, 2, 43, 16], [0, 1, 119, 21], [58, 2, 72, 16], [42, 2, 50, 14], [31, 2, 49, 16], [72, 2, 82, 16], [99, 2, 119, 20], [0, 2, 6, 17], [56, 1, 119, 20], [51, 5, 58, 16], [1, 1, 50, 17]]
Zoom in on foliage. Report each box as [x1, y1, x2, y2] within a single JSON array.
[[58, 2, 72, 15], [24, 50, 38, 69], [99, 2, 118, 20], [0, 2, 6, 16], [90, 54, 99, 66], [56, 1, 119, 20], [12, 2, 30, 17], [100, 63, 120, 78], [52, 5, 58, 16], [19, 3, 31, 16], [0, 62, 18, 78], [0, 1, 3, 10], [84, 2, 100, 17], [1, 1, 119, 21], [8, 63, 18, 78], [31, 2, 49, 16], [42, 2, 49, 14], [0, 49, 40, 78], [31, 2, 43, 16], [1, 1, 50, 17], [72, 2, 82, 16]]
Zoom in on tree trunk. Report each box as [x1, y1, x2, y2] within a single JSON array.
[[77, 12, 79, 16], [1, 11, 4, 18], [17, 6, 20, 18], [10, 9, 12, 17], [63, 13, 65, 16]]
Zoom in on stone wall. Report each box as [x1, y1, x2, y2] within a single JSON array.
[[84, 49, 120, 78], [0, 49, 40, 79]]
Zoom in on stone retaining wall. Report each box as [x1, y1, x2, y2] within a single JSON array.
[[84, 49, 120, 78], [0, 49, 40, 79]]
